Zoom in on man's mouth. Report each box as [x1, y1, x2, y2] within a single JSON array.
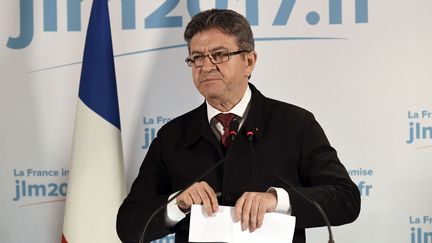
[[201, 77, 221, 82]]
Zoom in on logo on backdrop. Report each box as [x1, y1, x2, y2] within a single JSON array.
[[12, 168, 69, 205], [7, 0, 369, 49], [142, 116, 172, 150], [406, 109, 432, 149], [409, 215, 432, 243], [347, 167, 373, 197]]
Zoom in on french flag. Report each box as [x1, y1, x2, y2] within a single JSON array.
[[62, 0, 125, 242]]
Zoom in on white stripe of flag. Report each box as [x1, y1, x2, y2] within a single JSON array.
[[62, 0, 125, 242]]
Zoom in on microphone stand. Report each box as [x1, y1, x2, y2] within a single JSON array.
[[246, 132, 335, 243]]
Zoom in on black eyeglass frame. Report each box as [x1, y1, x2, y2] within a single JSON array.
[[185, 50, 249, 67]]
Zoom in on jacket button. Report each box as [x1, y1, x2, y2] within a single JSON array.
[[224, 194, 232, 202]]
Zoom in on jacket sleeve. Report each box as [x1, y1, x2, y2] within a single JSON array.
[[116, 137, 173, 243], [287, 112, 361, 229]]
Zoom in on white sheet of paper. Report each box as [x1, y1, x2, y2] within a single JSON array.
[[188, 205, 296, 243]]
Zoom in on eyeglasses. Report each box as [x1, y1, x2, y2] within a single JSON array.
[[185, 50, 249, 67]]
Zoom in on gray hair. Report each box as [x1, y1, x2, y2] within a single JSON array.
[[184, 9, 255, 52]]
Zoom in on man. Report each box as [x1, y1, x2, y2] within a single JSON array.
[[117, 9, 360, 243]]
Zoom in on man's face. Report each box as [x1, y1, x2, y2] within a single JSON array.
[[189, 28, 256, 103]]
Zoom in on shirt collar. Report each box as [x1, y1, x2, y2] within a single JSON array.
[[206, 85, 252, 123]]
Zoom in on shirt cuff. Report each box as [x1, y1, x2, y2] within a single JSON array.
[[165, 192, 187, 227], [267, 187, 292, 215]]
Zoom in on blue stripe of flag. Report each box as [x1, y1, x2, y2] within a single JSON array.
[[78, 0, 120, 129]]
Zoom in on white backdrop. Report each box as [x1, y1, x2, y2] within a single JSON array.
[[1, 0, 431, 242]]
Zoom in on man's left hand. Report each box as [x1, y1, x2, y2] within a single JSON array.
[[233, 191, 277, 232]]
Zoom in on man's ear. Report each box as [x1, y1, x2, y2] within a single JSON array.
[[245, 51, 257, 77]]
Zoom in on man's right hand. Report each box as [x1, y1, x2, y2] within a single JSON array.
[[176, 181, 219, 216]]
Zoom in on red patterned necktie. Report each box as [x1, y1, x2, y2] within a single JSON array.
[[214, 113, 236, 147]]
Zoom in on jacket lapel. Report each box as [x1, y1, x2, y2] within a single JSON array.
[[181, 101, 224, 157]]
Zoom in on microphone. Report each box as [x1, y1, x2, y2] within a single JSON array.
[[245, 128, 335, 243], [139, 119, 240, 243], [228, 117, 240, 144]]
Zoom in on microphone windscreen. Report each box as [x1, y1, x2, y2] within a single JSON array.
[[230, 118, 240, 132]]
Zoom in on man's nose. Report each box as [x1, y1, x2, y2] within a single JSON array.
[[201, 55, 216, 71]]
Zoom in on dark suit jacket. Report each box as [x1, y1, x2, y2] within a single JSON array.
[[117, 83, 361, 243]]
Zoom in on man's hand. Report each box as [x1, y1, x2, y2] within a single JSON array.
[[176, 181, 219, 216], [234, 191, 277, 232]]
